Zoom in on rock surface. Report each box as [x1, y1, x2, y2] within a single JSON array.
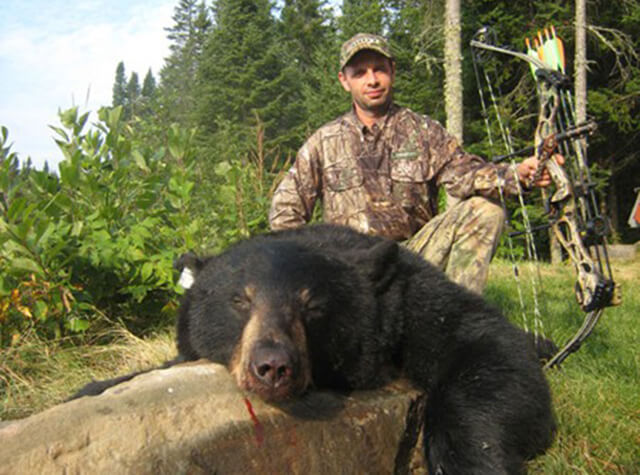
[[0, 360, 427, 474]]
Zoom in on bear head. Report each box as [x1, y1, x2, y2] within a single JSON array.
[[179, 237, 400, 402]]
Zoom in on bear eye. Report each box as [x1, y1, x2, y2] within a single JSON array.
[[231, 285, 254, 313], [303, 297, 327, 320], [299, 287, 326, 319], [305, 303, 325, 320], [231, 294, 251, 312]]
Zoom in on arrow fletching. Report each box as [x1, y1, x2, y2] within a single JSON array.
[[550, 25, 566, 73]]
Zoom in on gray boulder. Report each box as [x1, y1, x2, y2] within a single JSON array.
[[0, 361, 426, 474]]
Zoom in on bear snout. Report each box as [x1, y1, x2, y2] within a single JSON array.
[[251, 344, 295, 388], [244, 341, 303, 401]]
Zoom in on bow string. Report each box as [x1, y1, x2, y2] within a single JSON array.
[[470, 26, 621, 369]]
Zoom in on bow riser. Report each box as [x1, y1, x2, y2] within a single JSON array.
[[532, 76, 617, 314]]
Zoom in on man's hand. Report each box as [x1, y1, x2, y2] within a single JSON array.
[[517, 154, 565, 188]]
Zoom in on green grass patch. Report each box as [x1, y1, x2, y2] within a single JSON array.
[[486, 257, 640, 474]]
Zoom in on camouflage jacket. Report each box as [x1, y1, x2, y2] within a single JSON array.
[[269, 104, 521, 240]]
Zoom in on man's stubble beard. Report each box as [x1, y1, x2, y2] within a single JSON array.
[[355, 91, 393, 118]]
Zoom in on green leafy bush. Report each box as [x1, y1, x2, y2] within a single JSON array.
[[0, 108, 200, 345]]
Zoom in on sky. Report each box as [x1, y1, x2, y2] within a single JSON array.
[[0, 0, 176, 170]]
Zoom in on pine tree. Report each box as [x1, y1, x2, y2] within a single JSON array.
[[280, 0, 333, 74], [278, 0, 337, 143], [112, 62, 127, 107], [141, 69, 157, 99], [387, 0, 444, 118], [299, 33, 346, 132], [197, 0, 300, 159], [127, 72, 141, 103], [577, 0, 640, 236], [338, 0, 387, 38], [159, 0, 212, 128], [126, 72, 141, 119]]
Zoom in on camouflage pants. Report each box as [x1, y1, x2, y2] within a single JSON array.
[[405, 197, 505, 294]]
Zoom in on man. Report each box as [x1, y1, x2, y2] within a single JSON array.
[[269, 33, 558, 294]]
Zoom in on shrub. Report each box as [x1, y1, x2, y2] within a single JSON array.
[[0, 108, 199, 344]]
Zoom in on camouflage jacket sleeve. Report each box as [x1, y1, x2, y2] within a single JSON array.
[[425, 118, 521, 200], [269, 137, 322, 230]]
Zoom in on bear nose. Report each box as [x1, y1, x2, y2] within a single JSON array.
[[251, 345, 293, 388]]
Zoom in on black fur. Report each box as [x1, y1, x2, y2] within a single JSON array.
[[71, 224, 555, 473]]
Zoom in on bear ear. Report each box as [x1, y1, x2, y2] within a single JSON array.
[[352, 240, 399, 290], [175, 252, 210, 289]]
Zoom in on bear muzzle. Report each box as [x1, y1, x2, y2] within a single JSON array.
[[244, 342, 304, 401]]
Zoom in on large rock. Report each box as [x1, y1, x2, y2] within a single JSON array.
[[0, 361, 427, 474]]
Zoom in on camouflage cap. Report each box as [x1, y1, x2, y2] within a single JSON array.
[[339, 33, 393, 71]]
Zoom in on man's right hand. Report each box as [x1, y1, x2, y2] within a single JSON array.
[[517, 154, 565, 188]]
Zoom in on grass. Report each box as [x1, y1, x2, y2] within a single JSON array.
[[1, 256, 638, 473], [0, 328, 175, 420], [485, 256, 640, 474]]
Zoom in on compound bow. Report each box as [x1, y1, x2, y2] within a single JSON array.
[[470, 26, 621, 369]]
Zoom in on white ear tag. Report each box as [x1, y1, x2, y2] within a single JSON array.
[[178, 267, 195, 289]]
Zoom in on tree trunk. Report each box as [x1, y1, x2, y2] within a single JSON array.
[[549, 0, 589, 262], [551, 3, 589, 264], [444, 0, 462, 143], [575, 0, 588, 124], [443, 0, 462, 209]]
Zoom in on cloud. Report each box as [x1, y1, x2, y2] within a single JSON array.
[[0, 1, 174, 169]]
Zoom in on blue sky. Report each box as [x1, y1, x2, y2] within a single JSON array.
[[1, 0, 176, 169]]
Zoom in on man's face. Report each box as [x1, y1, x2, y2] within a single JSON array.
[[338, 50, 395, 117]]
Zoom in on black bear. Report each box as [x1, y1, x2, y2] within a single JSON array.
[[71, 224, 555, 474]]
